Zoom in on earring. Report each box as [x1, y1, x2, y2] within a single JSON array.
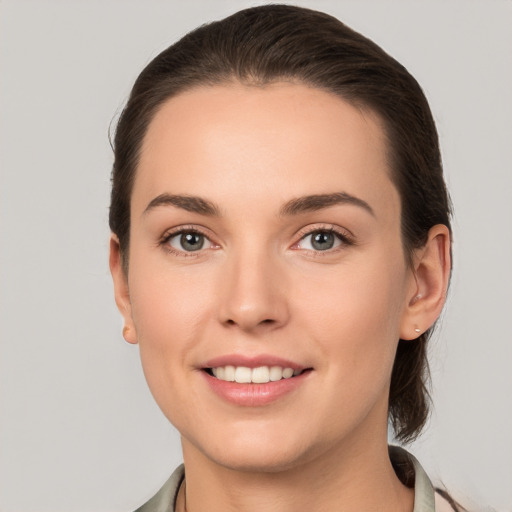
[[411, 294, 422, 305], [414, 327, 421, 334]]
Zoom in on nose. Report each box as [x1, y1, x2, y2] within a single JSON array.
[[217, 247, 290, 333]]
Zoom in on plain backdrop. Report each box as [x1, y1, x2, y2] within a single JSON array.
[[0, 1, 511, 511]]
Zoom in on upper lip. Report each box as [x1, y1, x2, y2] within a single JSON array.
[[202, 354, 309, 371]]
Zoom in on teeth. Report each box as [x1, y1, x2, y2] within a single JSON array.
[[269, 366, 283, 381], [210, 365, 300, 384], [282, 368, 294, 379], [251, 366, 270, 383], [234, 366, 252, 383], [224, 365, 235, 382]]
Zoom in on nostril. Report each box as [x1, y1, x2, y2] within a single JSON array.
[[225, 318, 274, 325], [222, 312, 284, 331]]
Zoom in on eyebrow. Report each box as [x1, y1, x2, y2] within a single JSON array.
[[142, 191, 374, 218], [280, 192, 375, 217], [143, 193, 221, 217]]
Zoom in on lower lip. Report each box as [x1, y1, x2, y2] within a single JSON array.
[[202, 370, 311, 406]]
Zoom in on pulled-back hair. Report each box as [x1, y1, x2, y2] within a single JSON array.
[[110, 4, 452, 442]]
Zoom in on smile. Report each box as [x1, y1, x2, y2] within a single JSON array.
[[208, 365, 303, 384], [201, 355, 312, 405]]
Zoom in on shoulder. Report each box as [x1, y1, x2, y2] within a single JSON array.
[[435, 492, 458, 512], [133, 464, 184, 512], [435, 488, 466, 512], [389, 445, 460, 512], [134, 452, 463, 512]]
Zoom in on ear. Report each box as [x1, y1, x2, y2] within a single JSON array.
[[400, 224, 451, 340], [109, 235, 137, 344]]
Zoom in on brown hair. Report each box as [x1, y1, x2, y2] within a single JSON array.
[[109, 4, 452, 442]]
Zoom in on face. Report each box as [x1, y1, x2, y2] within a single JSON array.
[[115, 82, 419, 472]]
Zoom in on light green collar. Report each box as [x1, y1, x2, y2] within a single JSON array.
[[135, 446, 435, 512]]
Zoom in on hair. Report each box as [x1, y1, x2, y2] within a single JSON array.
[[435, 488, 468, 512], [109, 4, 452, 443]]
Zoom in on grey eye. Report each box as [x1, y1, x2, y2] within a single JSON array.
[[169, 232, 206, 252], [310, 231, 335, 250], [299, 230, 342, 251]]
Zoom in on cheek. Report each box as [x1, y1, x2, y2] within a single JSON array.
[[294, 253, 408, 383], [130, 250, 217, 330], [127, 258, 218, 396]]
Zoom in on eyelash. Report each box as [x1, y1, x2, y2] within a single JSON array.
[[159, 225, 215, 258], [159, 224, 355, 257], [292, 225, 355, 254]]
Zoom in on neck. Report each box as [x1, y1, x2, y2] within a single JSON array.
[[179, 428, 413, 512]]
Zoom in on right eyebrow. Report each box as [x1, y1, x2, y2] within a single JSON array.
[[142, 193, 221, 217], [280, 192, 375, 217]]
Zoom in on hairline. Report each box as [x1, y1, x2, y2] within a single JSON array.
[[120, 76, 409, 272]]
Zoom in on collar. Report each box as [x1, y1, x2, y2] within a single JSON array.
[[134, 446, 435, 512], [390, 445, 436, 511]]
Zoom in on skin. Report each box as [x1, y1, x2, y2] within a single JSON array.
[[110, 82, 451, 512]]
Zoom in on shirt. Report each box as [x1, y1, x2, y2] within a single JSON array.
[[134, 446, 454, 512]]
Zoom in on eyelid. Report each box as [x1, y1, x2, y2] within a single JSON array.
[[159, 224, 220, 256], [291, 224, 355, 251], [158, 223, 355, 257]]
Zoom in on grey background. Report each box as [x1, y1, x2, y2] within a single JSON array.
[[0, 1, 511, 511]]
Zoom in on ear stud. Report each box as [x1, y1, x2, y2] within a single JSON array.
[[414, 327, 421, 334]]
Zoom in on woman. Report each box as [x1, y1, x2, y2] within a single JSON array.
[[109, 5, 456, 511]]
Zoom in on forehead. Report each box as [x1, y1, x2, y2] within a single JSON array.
[[134, 82, 398, 220]]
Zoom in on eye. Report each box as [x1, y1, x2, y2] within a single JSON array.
[[166, 230, 214, 253], [296, 229, 351, 252]]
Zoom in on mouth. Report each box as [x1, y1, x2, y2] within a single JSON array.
[[204, 365, 310, 384], [201, 357, 313, 406]]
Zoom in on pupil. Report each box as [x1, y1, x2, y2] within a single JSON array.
[[312, 231, 334, 250], [181, 233, 204, 251]]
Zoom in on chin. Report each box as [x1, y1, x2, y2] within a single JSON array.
[[206, 444, 313, 474], [183, 421, 328, 474]]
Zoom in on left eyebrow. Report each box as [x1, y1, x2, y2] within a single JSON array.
[[279, 192, 375, 217], [142, 193, 221, 217]]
